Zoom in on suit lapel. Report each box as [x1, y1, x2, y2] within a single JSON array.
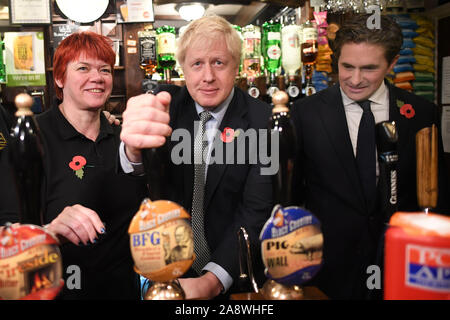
[[174, 89, 198, 210], [387, 81, 411, 137], [204, 89, 248, 210], [317, 84, 367, 211], [387, 81, 413, 168]]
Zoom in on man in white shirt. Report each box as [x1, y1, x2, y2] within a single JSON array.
[[291, 14, 449, 299]]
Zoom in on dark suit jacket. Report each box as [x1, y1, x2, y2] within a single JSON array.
[[154, 85, 273, 291], [291, 82, 450, 299]]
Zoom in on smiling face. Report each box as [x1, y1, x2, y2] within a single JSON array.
[[182, 36, 239, 109], [338, 42, 398, 102], [55, 52, 113, 111]]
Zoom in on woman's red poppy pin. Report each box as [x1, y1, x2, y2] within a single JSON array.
[[69, 155, 87, 179]]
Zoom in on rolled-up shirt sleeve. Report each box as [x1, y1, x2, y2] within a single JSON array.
[[119, 141, 145, 175], [203, 262, 233, 293]]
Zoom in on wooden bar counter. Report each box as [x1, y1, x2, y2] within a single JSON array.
[[230, 286, 328, 300]]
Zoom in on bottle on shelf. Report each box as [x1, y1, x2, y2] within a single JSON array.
[[262, 19, 282, 102], [156, 25, 177, 84], [281, 16, 302, 104], [242, 24, 262, 99], [138, 25, 158, 93], [301, 20, 318, 65], [138, 25, 158, 79], [0, 37, 6, 84], [301, 20, 318, 97]]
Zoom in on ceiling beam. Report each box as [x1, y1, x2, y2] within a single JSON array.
[[232, 1, 268, 26], [155, 14, 235, 21], [154, 0, 252, 5], [153, 0, 303, 6], [259, 0, 306, 7]]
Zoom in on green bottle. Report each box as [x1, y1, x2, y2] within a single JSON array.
[[263, 20, 282, 98], [263, 20, 281, 74], [156, 25, 176, 83], [232, 25, 243, 76], [0, 38, 6, 84]]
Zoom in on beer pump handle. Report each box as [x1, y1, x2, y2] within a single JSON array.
[[9, 93, 45, 225], [416, 125, 438, 212], [237, 227, 259, 293], [376, 121, 399, 222]]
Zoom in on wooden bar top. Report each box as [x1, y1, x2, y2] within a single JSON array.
[[230, 286, 328, 300]]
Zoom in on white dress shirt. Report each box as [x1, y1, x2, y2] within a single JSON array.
[[340, 82, 390, 178], [195, 88, 233, 177]]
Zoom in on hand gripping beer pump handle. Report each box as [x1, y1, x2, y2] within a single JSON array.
[[237, 227, 259, 293], [416, 125, 438, 212]]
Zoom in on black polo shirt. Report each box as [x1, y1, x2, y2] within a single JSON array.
[[36, 105, 147, 299]]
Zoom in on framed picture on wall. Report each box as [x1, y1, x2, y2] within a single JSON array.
[[4, 31, 47, 87], [117, 0, 155, 23], [9, 0, 52, 25]]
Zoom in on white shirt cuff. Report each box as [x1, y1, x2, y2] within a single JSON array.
[[119, 141, 144, 175], [203, 262, 233, 293]]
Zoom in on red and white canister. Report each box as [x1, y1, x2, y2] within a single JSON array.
[[384, 212, 450, 300]]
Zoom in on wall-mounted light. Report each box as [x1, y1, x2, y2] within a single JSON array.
[[56, 0, 109, 23], [175, 3, 208, 21]]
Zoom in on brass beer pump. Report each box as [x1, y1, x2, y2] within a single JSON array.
[[232, 91, 326, 300]]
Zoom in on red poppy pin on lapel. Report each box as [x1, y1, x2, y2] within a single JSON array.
[[69, 155, 87, 179], [221, 127, 240, 143], [397, 99, 415, 119]]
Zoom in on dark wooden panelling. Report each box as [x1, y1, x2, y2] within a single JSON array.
[[123, 23, 147, 100]]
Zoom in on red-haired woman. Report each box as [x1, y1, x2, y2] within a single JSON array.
[[36, 32, 147, 299]]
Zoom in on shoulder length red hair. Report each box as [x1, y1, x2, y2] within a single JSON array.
[[53, 31, 115, 100]]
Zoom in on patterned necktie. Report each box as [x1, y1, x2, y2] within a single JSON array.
[[356, 100, 377, 210], [191, 110, 212, 274]]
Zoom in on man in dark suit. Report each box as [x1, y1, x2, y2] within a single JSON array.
[[291, 14, 449, 299], [120, 15, 272, 299]]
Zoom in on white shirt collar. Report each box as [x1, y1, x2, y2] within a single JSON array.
[[340, 82, 387, 107], [195, 88, 234, 124]]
